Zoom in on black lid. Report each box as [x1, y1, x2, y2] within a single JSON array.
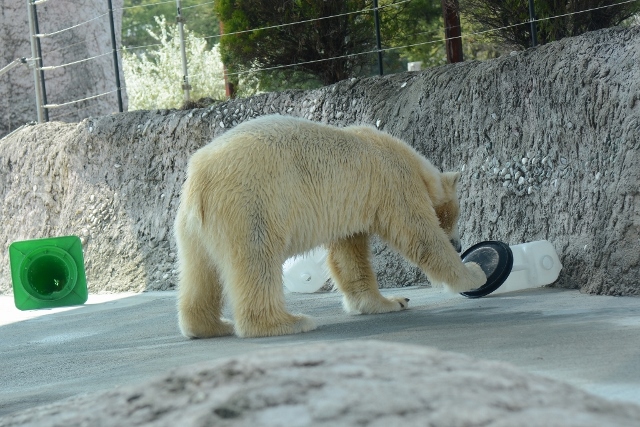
[[459, 241, 513, 298]]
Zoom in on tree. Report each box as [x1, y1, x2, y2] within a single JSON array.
[[215, 0, 376, 87], [214, 0, 443, 89], [122, 0, 219, 49], [458, 0, 640, 49], [382, 0, 447, 69], [122, 16, 226, 110]]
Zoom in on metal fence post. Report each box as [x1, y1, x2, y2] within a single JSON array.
[[107, 0, 124, 112], [528, 0, 538, 47], [373, 0, 383, 76], [32, 1, 49, 121], [26, 0, 44, 123], [176, 0, 191, 103]]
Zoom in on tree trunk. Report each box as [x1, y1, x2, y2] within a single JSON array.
[[441, 0, 464, 63]]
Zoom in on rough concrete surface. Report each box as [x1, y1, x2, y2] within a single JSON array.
[[0, 26, 639, 295], [0, 0, 127, 138], [2, 339, 640, 427], [2, 287, 640, 419]]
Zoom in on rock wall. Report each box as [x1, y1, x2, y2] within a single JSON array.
[[0, 0, 127, 138], [0, 26, 638, 296]]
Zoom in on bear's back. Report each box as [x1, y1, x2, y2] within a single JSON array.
[[213, 115, 365, 154], [192, 115, 380, 179], [190, 115, 437, 191]]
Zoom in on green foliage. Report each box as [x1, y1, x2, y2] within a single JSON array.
[[214, 0, 443, 91], [122, 16, 226, 110], [215, 0, 376, 86], [233, 69, 325, 96], [122, 0, 219, 49], [380, 0, 447, 69], [458, 0, 640, 49]]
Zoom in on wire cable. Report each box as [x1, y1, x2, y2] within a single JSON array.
[[47, 39, 91, 55], [436, 0, 634, 39], [190, 0, 639, 79], [39, 51, 112, 71], [49, 108, 85, 120], [36, 12, 109, 38], [120, 0, 176, 11], [182, 1, 214, 10], [0, 58, 28, 77], [205, 0, 412, 41], [44, 89, 119, 109], [190, 49, 380, 79], [121, 42, 163, 51], [439, 0, 639, 36], [36, 0, 639, 108], [533, 0, 638, 26]]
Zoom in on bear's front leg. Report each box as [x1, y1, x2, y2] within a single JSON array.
[[378, 207, 487, 293], [328, 233, 410, 314]]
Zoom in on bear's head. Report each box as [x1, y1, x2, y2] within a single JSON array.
[[434, 172, 462, 253]]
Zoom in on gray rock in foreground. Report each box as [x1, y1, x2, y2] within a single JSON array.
[[2, 340, 640, 427], [1, 26, 639, 295]]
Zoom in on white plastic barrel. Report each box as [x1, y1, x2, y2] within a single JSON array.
[[282, 248, 330, 293], [492, 240, 562, 294]]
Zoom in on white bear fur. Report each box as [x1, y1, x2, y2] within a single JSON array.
[[174, 115, 486, 338]]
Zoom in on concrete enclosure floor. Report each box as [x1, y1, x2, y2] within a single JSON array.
[[1, 286, 640, 417]]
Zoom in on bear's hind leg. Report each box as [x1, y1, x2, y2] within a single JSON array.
[[328, 233, 409, 314], [227, 254, 316, 338], [176, 231, 234, 339]]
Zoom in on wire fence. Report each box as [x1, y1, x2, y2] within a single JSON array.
[[4, 0, 639, 124]]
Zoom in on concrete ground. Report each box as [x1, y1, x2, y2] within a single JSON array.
[[1, 286, 640, 417]]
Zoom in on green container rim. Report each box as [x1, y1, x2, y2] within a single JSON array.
[[19, 246, 79, 301]]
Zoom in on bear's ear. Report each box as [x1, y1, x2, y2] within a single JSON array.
[[443, 171, 461, 188]]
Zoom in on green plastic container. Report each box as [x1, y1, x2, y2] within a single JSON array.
[[9, 236, 88, 310]]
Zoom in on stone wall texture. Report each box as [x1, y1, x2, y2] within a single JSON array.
[[0, 26, 638, 296], [0, 0, 126, 138]]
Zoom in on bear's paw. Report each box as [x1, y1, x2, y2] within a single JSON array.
[[464, 262, 488, 288], [180, 318, 235, 339], [442, 262, 488, 293], [235, 314, 317, 338], [343, 295, 410, 314], [389, 296, 411, 310]]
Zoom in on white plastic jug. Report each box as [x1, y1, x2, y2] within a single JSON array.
[[491, 240, 562, 294], [282, 247, 330, 293], [282, 241, 562, 295]]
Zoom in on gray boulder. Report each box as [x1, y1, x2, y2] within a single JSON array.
[[2, 340, 640, 427]]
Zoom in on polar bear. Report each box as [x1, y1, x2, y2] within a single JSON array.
[[174, 115, 486, 338]]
